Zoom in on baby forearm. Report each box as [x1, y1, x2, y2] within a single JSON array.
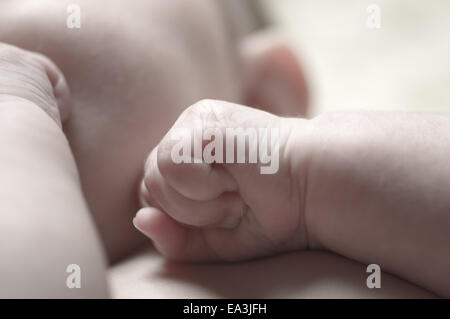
[[297, 112, 450, 297], [0, 101, 108, 298]]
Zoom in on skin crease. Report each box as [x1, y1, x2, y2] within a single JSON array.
[[0, 0, 445, 298]]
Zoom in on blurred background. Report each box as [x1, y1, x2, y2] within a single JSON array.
[[260, 0, 450, 116]]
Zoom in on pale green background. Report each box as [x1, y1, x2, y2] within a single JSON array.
[[262, 0, 450, 115]]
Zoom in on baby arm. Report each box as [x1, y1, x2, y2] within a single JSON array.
[[136, 100, 450, 297], [299, 112, 450, 297], [0, 43, 108, 298]]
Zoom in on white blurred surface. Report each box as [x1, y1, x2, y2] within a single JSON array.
[[262, 0, 450, 115], [110, 249, 435, 298]]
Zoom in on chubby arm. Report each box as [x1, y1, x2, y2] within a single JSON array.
[[0, 101, 108, 298], [0, 44, 108, 298], [299, 112, 450, 297]]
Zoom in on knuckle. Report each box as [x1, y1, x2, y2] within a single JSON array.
[[0, 44, 46, 77], [0, 44, 62, 124], [184, 99, 216, 118], [183, 99, 228, 129], [144, 173, 159, 202], [144, 149, 157, 174], [0, 46, 46, 85], [0, 44, 24, 67], [156, 146, 178, 179], [143, 159, 164, 204]]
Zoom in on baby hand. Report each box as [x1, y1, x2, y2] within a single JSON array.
[[135, 99, 312, 262], [0, 43, 70, 126]]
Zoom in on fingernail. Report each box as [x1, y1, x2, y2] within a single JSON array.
[[132, 215, 142, 232], [218, 215, 241, 229], [133, 209, 150, 234]]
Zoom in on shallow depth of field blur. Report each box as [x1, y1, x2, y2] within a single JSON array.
[[261, 0, 450, 116]]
